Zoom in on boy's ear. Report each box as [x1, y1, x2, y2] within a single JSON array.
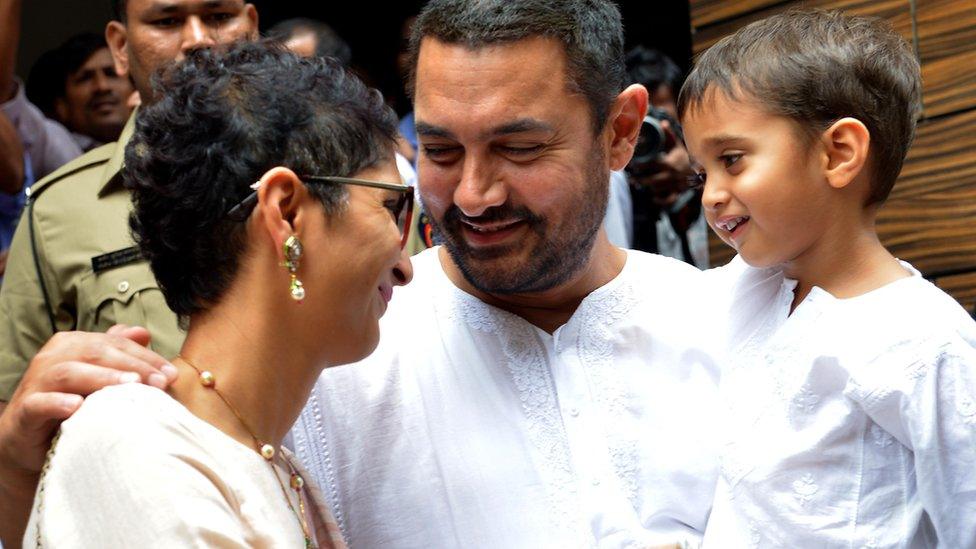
[[606, 84, 649, 171], [820, 117, 870, 190]]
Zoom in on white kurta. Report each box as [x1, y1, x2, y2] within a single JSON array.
[[292, 247, 721, 548], [702, 257, 976, 548]]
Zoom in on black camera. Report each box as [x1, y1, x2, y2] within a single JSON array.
[[630, 107, 683, 166]]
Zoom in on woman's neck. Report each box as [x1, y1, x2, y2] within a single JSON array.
[[168, 304, 323, 454]]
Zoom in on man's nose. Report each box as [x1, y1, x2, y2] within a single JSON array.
[[180, 16, 217, 54], [453, 155, 507, 218], [92, 71, 111, 92]]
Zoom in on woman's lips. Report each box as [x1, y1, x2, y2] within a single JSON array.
[[378, 283, 393, 304]]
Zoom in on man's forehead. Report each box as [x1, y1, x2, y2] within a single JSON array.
[[131, 0, 244, 14]]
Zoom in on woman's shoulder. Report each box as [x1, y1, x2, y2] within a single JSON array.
[[62, 382, 184, 440]]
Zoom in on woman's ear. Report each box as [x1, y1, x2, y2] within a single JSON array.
[[256, 167, 306, 258], [606, 84, 650, 171], [820, 117, 870, 190]]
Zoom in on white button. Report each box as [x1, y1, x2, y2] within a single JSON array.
[[591, 478, 601, 487], [569, 408, 580, 417], [117, 281, 130, 293]]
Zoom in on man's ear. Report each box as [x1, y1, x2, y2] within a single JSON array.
[[256, 168, 307, 259], [606, 84, 649, 172], [105, 21, 130, 78], [820, 117, 870, 190], [244, 4, 260, 39]]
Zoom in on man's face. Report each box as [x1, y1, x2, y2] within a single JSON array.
[[107, 0, 258, 102], [414, 36, 611, 295], [55, 48, 133, 143]]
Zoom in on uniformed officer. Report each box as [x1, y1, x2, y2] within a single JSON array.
[[0, 0, 259, 401]]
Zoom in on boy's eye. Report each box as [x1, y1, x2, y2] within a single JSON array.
[[721, 153, 742, 168]]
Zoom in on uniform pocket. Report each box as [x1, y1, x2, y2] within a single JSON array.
[[77, 262, 163, 333]]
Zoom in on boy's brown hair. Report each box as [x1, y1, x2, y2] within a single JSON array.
[[677, 9, 922, 205]]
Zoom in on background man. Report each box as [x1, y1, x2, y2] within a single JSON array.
[[624, 46, 709, 268], [26, 33, 134, 151], [0, 0, 80, 179]]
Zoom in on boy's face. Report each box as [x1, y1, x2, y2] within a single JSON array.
[[682, 90, 833, 269]]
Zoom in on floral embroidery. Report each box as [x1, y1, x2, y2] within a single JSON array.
[[292, 384, 347, 537], [577, 280, 641, 505], [791, 473, 819, 506], [870, 423, 894, 448], [792, 383, 821, 415], [748, 521, 762, 547], [448, 292, 584, 542], [958, 395, 976, 425]]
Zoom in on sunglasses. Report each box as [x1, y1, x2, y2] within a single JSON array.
[[226, 175, 415, 249]]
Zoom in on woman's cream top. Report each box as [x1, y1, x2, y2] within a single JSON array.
[[25, 382, 345, 548]]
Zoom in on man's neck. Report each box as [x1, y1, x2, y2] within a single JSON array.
[[440, 236, 627, 333]]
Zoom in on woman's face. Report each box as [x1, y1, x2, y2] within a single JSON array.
[[302, 158, 413, 365]]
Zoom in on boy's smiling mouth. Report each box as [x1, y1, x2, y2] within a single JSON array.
[[716, 215, 750, 233]]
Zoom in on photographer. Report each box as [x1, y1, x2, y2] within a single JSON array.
[[625, 46, 709, 268]]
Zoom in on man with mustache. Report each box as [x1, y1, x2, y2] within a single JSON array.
[[26, 33, 135, 154], [1, 0, 721, 546]]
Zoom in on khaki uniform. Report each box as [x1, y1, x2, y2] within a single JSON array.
[[0, 114, 183, 400]]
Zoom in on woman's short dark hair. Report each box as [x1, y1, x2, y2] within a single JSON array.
[[678, 9, 921, 205], [406, 0, 626, 135], [125, 40, 398, 323]]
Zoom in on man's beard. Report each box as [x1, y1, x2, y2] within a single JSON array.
[[430, 145, 609, 295]]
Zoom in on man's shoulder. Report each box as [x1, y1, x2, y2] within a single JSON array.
[[27, 142, 117, 203]]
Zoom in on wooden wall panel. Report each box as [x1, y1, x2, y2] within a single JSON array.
[[935, 272, 976, 316], [876, 110, 976, 275], [692, 0, 912, 55], [690, 0, 786, 29], [916, 0, 976, 117]]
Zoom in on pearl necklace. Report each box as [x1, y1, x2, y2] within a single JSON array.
[[177, 356, 315, 548]]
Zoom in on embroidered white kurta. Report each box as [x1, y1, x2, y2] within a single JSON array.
[[292, 247, 721, 548], [702, 257, 976, 548]]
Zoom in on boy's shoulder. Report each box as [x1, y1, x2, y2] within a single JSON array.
[[838, 271, 976, 367]]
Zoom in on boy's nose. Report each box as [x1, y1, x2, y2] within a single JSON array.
[[701, 177, 730, 212]]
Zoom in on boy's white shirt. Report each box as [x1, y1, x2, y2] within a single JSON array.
[[701, 256, 976, 548]]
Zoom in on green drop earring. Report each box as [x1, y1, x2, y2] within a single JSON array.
[[282, 235, 305, 303]]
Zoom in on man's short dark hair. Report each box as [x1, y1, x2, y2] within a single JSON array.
[[406, 0, 626, 134], [111, 0, 125, 21], [126, 41, 398, 323], [625, 46, 683, 96], [266, 17, 353, 66], [678, 9, 922, 205], [26, 33, 108, 118]]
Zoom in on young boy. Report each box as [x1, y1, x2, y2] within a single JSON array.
[[678, 10, 976, 547]]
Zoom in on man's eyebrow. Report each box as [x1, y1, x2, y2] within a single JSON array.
[[414, 122, 456, 140], [487, 119, 554, 138]]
